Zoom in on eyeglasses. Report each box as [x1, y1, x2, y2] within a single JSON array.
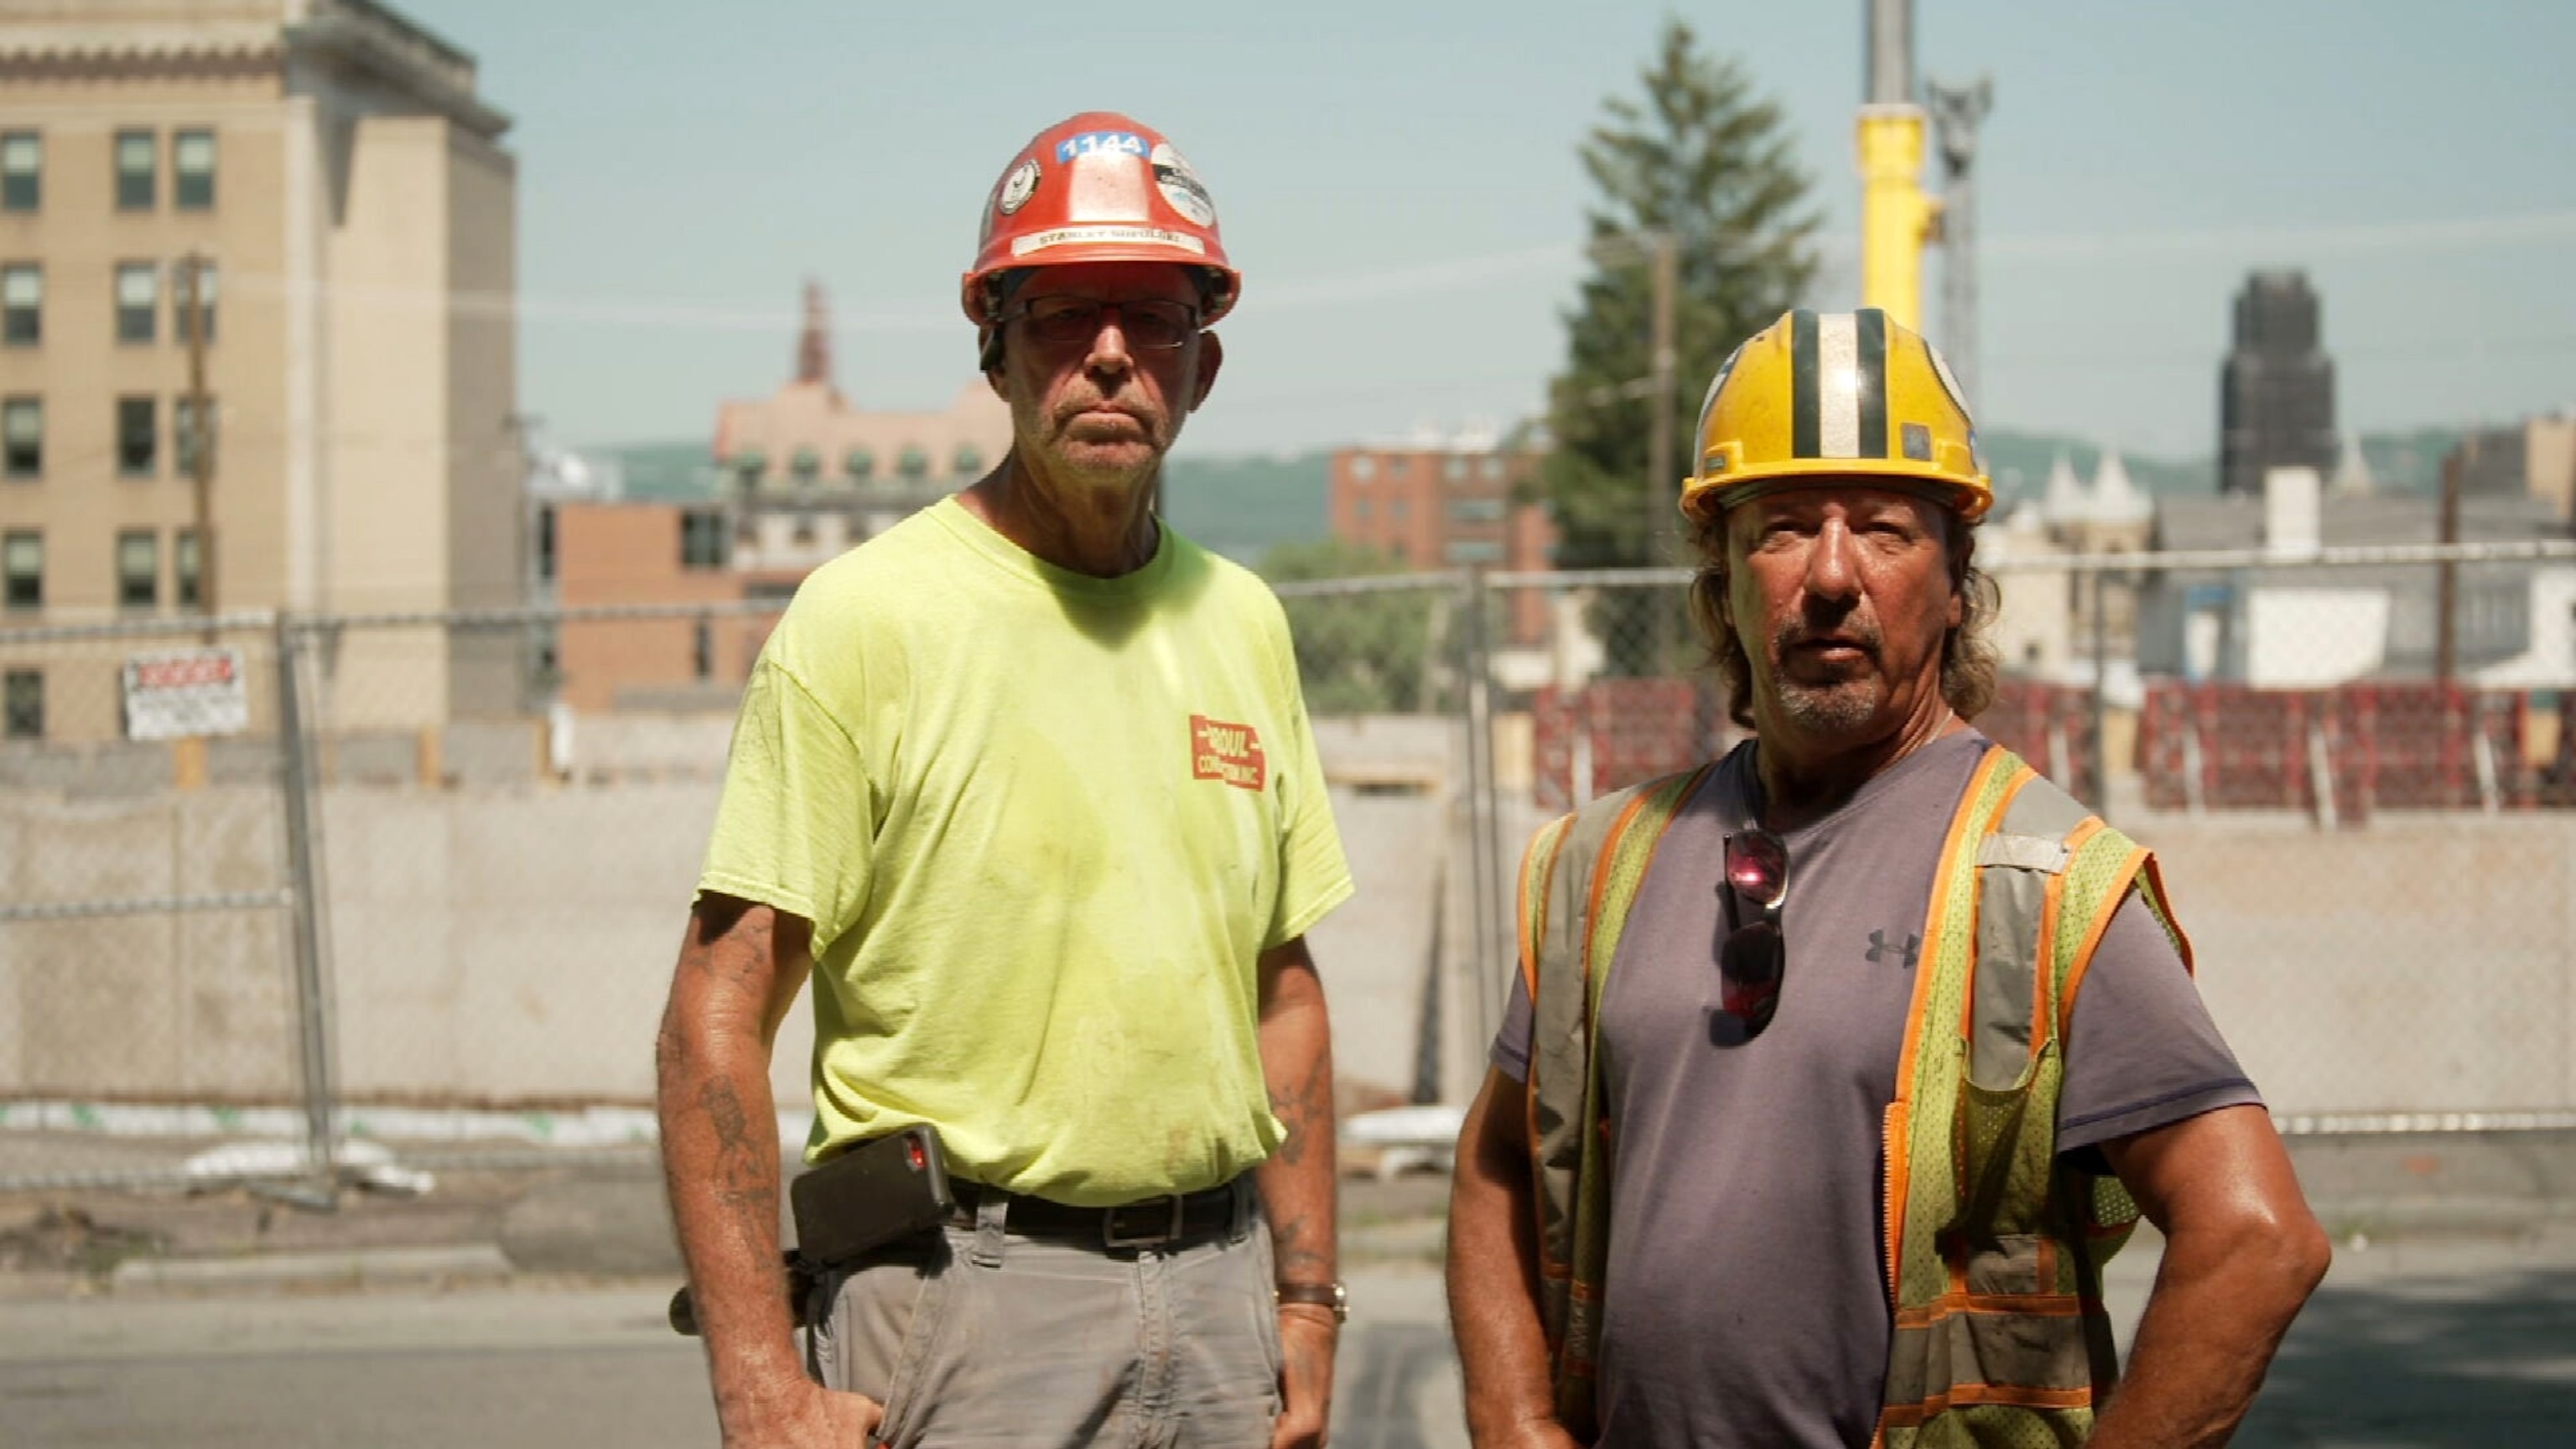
[[1000, 295, 1202, 352], [1718, 829, 1789, 1035]]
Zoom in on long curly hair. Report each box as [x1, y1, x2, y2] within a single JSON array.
[[1685, 506, 2001, 730]]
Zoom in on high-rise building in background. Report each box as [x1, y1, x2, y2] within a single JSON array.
[[0, 0, 522, 741], [2219, 270, 2337, 496]]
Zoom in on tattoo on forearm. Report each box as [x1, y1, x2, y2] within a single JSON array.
[[1271, 1211, 1332, 1281], [1269, 1061, 1333, 1167], [696, 1078, 772, 1213]]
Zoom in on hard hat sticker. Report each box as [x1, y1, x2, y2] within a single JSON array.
[[1055, 130, 1147, 164], [1009, 225, 1208, 259], [996, 158, 1040, 216], [1926, 340, 1972, 421], [1150, 142, 1217, 227]]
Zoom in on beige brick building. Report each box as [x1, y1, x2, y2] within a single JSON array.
[[0, 0, 519, 743]]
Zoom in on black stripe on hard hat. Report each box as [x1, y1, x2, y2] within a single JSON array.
[[1855, 309, 1889, 460], [1790, 309, 1820, 458]]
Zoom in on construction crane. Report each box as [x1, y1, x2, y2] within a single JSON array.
[[1926, 76, 1993, 403], [1858, 0, 1940, 330]]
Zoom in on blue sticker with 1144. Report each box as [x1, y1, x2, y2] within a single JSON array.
[[1055, 131, 1146, 164]]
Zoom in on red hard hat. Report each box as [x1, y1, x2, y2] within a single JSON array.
[[960, 112, 1239, 326]]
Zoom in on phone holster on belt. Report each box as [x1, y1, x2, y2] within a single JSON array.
[[790, 1124, 956, 1267]]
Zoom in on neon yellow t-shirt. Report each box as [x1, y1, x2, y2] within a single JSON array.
[[699, 497, 1353, 1205]]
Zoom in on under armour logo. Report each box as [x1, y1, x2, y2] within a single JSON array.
[[1867, 930, 1920, 970]]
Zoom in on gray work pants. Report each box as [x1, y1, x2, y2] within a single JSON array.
[[808, 1183, 1285, 1447]]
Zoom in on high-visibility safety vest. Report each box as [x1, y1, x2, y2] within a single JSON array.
[[1516, 744, 2190, 1446]]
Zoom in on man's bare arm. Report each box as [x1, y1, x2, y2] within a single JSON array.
[[656, 895, 875, 1446], [2090, 1104, 2331, 1447], [1446, 1067, 1580, 1449], [1254, 935, 1337, 1449]]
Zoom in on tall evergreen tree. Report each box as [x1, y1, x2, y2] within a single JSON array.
[[1545, 20, 1820, 609]]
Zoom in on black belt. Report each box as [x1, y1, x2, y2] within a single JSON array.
[[949, 1178, 1243, 1249]]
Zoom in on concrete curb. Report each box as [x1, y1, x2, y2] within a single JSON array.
[[106, 1244, 513, 1294]]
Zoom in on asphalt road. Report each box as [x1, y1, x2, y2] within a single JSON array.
[[4, 1238, 2573, 1447]]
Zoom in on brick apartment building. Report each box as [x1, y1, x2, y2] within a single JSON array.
[[1327, 438, 1555, 643]]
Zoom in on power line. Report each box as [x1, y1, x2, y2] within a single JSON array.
[[158, 205, 2576, 335]]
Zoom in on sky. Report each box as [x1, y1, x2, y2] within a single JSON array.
[[405, 0, 2576, 465]]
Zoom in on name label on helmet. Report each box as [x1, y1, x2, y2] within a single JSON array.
[[1009, 225, 1208, 258], [1055, 130, 1148, 164]]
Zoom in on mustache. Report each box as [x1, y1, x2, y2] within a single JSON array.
[[1773, 621, 1881, 656]]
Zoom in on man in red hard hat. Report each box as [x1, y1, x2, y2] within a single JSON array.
[[661, 112, 1351, 1447]]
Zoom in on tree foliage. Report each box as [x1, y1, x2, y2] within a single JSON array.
[[1545, 19, 1822, 576], [1259, 538, 1442, 715]]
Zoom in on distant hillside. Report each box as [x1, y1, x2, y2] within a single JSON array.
[[1161, 449, 1332, 565], [1978, 430, 2210, 506], [579, 425, 2465, 553], [596, 440, 723, 502], [1977, 427, 2464, 507]]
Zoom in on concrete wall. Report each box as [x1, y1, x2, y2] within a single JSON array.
[[7, 771, 2573, 1124], [2139, 811, 2576, 1119]]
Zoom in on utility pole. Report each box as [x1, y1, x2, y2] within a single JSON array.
[[178, 252, 216, 637], [1640, 231, 1679, 673], [1859, 0, 1939, 330], [1925, 76, 1993, 401], [2435, 440, 2468, 684]]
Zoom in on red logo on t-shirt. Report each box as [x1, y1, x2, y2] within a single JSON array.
[[1191, 714, 1267, 792]]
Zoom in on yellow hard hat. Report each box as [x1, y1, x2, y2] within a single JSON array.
[[1678, 307, 1992, 526]]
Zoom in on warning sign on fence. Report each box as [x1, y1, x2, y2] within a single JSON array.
[[122, 647, 249, 741]]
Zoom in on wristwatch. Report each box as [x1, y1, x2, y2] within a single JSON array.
[[1275, 1280, 1348, 1323]]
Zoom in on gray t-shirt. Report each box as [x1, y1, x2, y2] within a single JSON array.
[[1491, 732, 2258, 1447]]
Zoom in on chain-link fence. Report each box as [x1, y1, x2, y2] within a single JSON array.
[[6, 543, 2574, 1191]]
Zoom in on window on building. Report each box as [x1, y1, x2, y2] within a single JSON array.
[[1483, 456, 1507, 482], [1447, 497, 1505, 523], [897, 445, 929, 479], [679, 509, 727, 569], [1349, 455, 1376, 482], [1389, 498, 1410, 522], [732, 450, 766, 490], [3, 669, 39, 739], [174, 262, 216, 345], [844, 447, 875, 481], [1, 132, 38, 212], [114, 129, 155, 210], [1444, 539, 1504, 564], [3, 397, 38, 478], [117, 530, 158, 610], [175, 529, 201, 609], [117, 262, 158, 344], [173, 396, 214, 477], [1444, 455, 1469, 484], [953, 444, 983, 477], [692, 619, 714, 681], [1352, 499, 1371, 522], [791, 513, 817, 546], [1388, 455, 1411, 478], [173, 129, 215, 210], [532, 625, 560, 688], [117, 396, 157, 475], [3, 532, 40, 611], [3, 264, 39, 345], [532, 506, 556, 584], [791, 447, 821, 485]]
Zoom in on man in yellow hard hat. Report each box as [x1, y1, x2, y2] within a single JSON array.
[[1446, 308, 2327, 1446], [658, 112, 1351, 1448]]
